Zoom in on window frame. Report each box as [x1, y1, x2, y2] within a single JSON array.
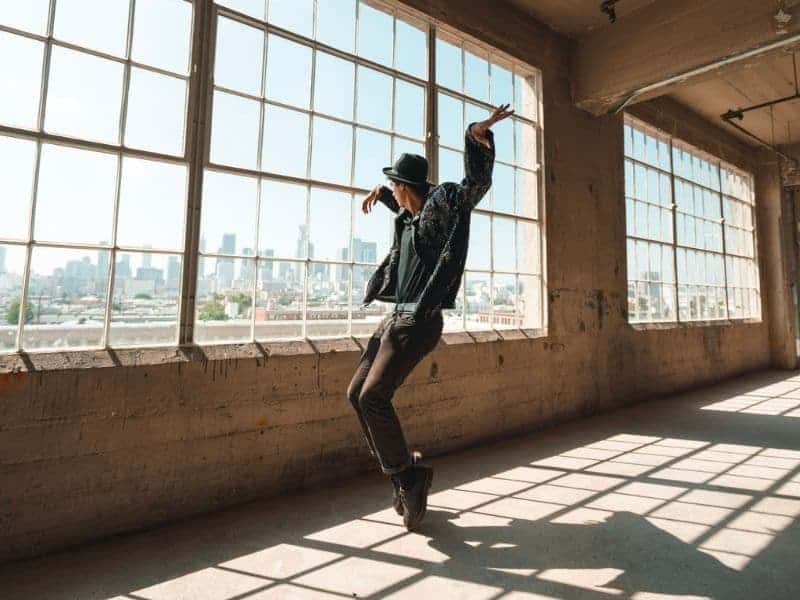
[[0, 0, 545, 354], [0, 0, 196, 353], [624, 114, 761, 326]]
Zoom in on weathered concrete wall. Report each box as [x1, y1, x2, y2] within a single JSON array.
[[0, 1, 779, 562]]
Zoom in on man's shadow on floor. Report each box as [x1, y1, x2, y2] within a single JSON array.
[[417, 508, 745, 599]]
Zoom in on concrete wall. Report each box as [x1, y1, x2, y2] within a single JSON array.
[[0, 1, 782, 562]]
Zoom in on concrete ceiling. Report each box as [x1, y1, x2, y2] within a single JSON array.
[[669, 49, 800, 148], [505, 0, 658, 38]]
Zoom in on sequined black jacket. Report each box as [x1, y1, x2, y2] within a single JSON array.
[[362, 125, 495, 320]]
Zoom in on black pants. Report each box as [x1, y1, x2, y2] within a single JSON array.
[[347, 310, 444, 474]]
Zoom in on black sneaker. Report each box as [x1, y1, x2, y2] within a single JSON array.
[[400, 463, 434, 532], [392, 451, 422, 516]]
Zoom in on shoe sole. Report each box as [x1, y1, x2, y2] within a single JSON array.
[[405, 466, 433, 532]]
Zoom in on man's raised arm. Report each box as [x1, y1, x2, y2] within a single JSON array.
[[460, 103, 514, 211]]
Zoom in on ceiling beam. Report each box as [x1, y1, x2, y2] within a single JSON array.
[[571, 0, 800, 115]]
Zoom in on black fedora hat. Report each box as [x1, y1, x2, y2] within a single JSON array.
[[382, 153, 430, 186]]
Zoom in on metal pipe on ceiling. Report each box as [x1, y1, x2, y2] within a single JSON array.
[[610, 31, 800, 115]]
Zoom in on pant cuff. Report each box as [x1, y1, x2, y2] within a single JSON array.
[[379, 455, 413, 476]]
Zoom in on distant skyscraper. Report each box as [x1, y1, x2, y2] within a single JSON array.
[[296, 225, 310, 259], [116, 254, 132, 279], [0, 246, 6, 274], [353, 238, 377, 264], [97, 245, 109, 280], [216, 233, 236, 288], [167, 256, 181, 290], [142, 252, 152, 269], [241, 249, 255, 285], [198, 237, 207, 278]]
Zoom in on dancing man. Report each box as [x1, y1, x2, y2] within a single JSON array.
[[347, 104, 514, 531]]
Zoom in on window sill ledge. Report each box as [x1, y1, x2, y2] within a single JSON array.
[[0, 328, 548, 374], [630, 318, 763, 332]]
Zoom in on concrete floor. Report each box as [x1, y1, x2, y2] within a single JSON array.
[[3, 371, 800, 600]]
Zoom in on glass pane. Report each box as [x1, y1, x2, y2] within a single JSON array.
[[215, 16, 264, 96], [132, 0, 192, 74], [262, 104, 309, 177], [24, 246, 111, 350], [314, 51, 355, 121], [467, 213, 490, 270], [309, 188, 350, 261], [265, 34, 312, 108], [517, 275, 544, 329], [465, 271, 491, 330], [493, 117, 513, 164], [255, 260, 304, 339], [514, 72, 536, 121], [54, 0, 129, 57], [465, 102, 487, 130], [353, 196, 391, 263], [117, 158, 186, 251], [109, 252, 181, 346], [394, 80, 424, 140], [259, 179, 307, 259], [195, 257, 254, 343], [492, 163, 514, 213], [216, 0, 265, 19], [310, 117, 352, 185], [517, 221, 539, 275], [357, 2, 393, 66], [354, 128, 390, 190], [45, 46, 124, 144], [268, 0, 312, 37], [392, 137, 424, 163], [0, 135, 36, 240], [125, 68, 186, 156], [395, 16, 426, 79], [436, 36, 462, 92], [437, 92, 463, 149], [35, 145, 116, 245], [352, 265, 390, 336], [515, 169, 537, 219], [491, 62, 513, 106], [438, 148, 462, 184], [200, 170, 258, 256], [210, 91, 260, 169], [316, 0, 356, 52], [464, 48, 488, 103], [515, 120, 537, 169], [0, 244, 25, 350], [493, 216, 515, 272], [492, 273, 517, 329], [0, 1, 49, 34], [0, 32, 43, 129], [306, 262, 349, 337], [356, 66, 392, 130]]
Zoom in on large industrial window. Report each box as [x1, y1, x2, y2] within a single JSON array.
[[0, 0, 193, 351], [624, 116, 760, 324], [0, 0, 544, 352]]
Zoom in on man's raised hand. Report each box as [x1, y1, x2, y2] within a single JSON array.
[[361, 184, 383, 214], [471, 103, 515, 149]]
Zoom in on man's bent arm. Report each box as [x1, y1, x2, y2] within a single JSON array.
[[377, 185, 400, 213], [459, 124, 495, 211]]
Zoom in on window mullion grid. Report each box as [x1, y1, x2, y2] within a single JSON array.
[[668, 135, 680, 324], [302, 19, 318, 341], [716, 162, 730, 320], [16, 0, 57, 351], [180, 0, 215, 345], [101, 0, 137, 348], [251, 13, 271, 344], [426, 23, 437, 180]]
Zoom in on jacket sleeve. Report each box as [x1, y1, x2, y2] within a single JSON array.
[[458, 124, 495, 211], [376, 185, 400, 213]]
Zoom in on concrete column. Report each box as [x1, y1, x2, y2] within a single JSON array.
[[756, 150, 797, 369]]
